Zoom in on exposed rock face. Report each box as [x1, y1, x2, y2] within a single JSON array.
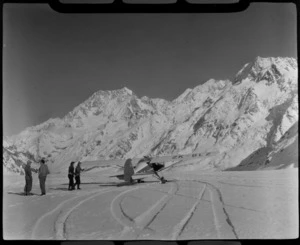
[[3, 57, 298, 173]]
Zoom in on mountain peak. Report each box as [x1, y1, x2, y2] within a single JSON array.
[[254, 56, 272, 68], [120, 87, 133, 95], [253, 56, 297, 71], [234, 56, 297, 84], [92, 86, 133, 97]]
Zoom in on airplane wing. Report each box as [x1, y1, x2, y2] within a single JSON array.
[[82, 150, 219, 171], [81, 157, 147, 169], [145, 150, 220, 164], [81, 159, 126, 169], [108, 150, 220, 181]]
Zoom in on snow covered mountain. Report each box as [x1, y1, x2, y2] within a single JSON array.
[[3, 57, 298, 174]]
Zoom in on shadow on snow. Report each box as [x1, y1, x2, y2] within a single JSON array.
[[53, 180, 169, 189], [7, 192, 40, 196]]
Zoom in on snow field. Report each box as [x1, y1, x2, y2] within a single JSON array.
[[3, 167, 298, 240]]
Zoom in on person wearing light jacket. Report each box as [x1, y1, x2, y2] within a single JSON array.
[[38, 159, 50, 195]]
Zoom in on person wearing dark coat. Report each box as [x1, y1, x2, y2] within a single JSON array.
[[75, 162, 84, 189], [68, 162, 75, 190], [38, 159, 50, 195], [24, 160, 33, 195]]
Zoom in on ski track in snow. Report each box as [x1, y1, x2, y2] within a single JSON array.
[[170, 183, 207, 239], [99, 181, 177, 239], [56, 187, 117, 240], [207, 183, 238, 239], [31, 179, 239, 240], [107, 180, 236, 240], [31, 187, 115, 239], [118, 181, 180, 239], [110, 186, 144, 228], [5, 168, 298, 240], [28, 174, 297, 240], [177, 179, 238, 239]]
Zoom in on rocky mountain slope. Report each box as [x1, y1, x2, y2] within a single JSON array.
[[3, 57, 298, 174]]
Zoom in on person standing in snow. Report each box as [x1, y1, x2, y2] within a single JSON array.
[[68, 162, 75, 190], [23, 160, 33, 195], [75, 162, 84, 190], [38, 159, 50, 195]]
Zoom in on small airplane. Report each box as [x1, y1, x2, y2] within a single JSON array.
[[81, 151, 219, 185], [110, 156, 169, 184]]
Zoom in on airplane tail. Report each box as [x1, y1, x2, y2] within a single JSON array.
[[124, 159, 134, 183]]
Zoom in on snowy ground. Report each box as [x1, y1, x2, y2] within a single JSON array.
[[3, 166, 298, 240]]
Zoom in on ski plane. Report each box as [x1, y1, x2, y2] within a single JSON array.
[[81, 151, 219, 184], [110, 156, 169, 184]]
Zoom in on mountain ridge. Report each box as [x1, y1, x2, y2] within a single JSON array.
[[3, 56, 298, 174]]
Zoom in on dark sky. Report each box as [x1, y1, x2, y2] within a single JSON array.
[[3, 3, 297, 136]]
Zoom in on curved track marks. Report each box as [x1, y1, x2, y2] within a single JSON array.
[[56, 187, 117, 240], [186, 179, 238, 239], [207, 183, 238, 239], [33, 179, 238, 240], [31, 188, 114, 239], [134, 182, 179, 228], [111, 182, 179, 239], [136, 180, 237, 239], [110, 186, 142, 228], [171, 184, 206, 239]]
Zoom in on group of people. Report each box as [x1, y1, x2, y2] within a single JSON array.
[[68, 161, 84, 190], [23, 159, 50, 196], [23, 158, 84, 196]]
